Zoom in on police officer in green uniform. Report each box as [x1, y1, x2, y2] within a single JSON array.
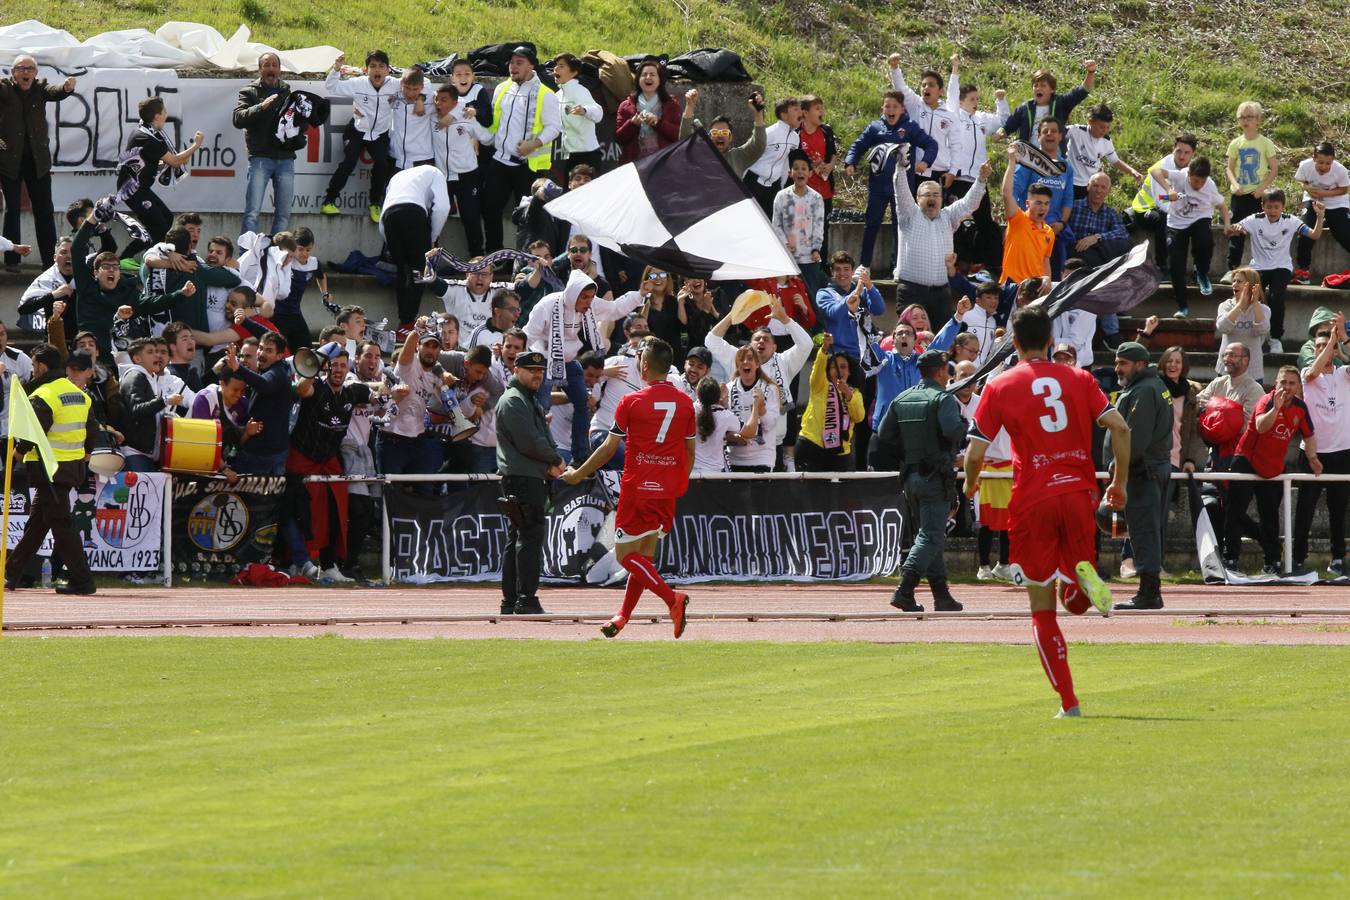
[[877, 350, 966, 612], [1109, 341, 1173, 610]]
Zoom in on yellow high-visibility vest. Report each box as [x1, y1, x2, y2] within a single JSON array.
[[26, 377, 90, 463], [490, 80, 555, 172]]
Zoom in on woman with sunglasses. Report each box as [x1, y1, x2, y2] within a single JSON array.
[[638, 265, 683, 361]]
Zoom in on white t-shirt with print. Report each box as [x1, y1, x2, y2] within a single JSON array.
[[1301, 365, 1350, 453], [1238, 213, 1309, 272], [1163, 169, 1224, 230], [1065, 124, 1120, 188], [692, 406, 742, 472], [1294, 158, 1350, 211]]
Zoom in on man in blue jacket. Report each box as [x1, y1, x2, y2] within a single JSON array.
[[225, 332, 294, 475], [815, 251, 886, 371], [843, 91, 939, 268]]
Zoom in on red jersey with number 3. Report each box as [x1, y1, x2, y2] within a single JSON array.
[[971, 358, 1112, 515], [611, 380, 697, 499]]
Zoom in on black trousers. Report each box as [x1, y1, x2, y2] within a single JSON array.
[[1126, 207, 1169, 267], [2, 153, 57, 267], [272, 312, 312, 354], [742, 172, 780, 217], [948, 178, 1001, 275], [482, 159, 537, 254], [121, 187, 174, 259], [325, 124, 392, 207], [500, 475, 548, 607], [1224, 457, 1282, 566], [1257, 267, 1292, 340], [1293, 447, 1350, 563], [6, 460, 94, 588], [346, 493, 378, 573], [1227, 193, 1263, 270], [381, 202, 431, 324], [1168, 220, 1214, 311], [794, 436, 851, 472], [1298, 205, 1350, 270], [896, 281, 952, 327], [450, 169, 485, 257]]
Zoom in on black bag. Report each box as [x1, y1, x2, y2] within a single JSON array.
[[624, 53, 667, 73], [413, 53, 460, 77], [469, 42, 536, 76], [666, 48, 753, 83]]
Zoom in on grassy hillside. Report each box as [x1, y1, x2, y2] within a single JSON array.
[[20, 0, 1350, 207]]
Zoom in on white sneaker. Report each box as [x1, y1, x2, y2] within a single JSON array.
[[321, 565, 354, 584], [1268, 338, 1283, 353], [1220, 270, 1234, 284], [976, 565, 997, 581], [991, 563, 1014, 581], [1120, 558, 1138, 579], [293, 561, 321, 580], [1055, 705, 1083, 719]]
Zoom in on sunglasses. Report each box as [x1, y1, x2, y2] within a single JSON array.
[[567, 247, 588, 254], [96, 263, 120, 271], [709, 128, 731, 138]]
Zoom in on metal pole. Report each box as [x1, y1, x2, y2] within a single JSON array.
[[1283, 475, 1294, 574], [162, 473, 173, 587], [381, 496, 392, 585]]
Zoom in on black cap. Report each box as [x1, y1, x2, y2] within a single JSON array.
[[514, 350, 547, 369], [66, 352, 94, 372], [510, 45, 537, 65], [1115, 341, 1150, 363], [686, 346, 712, 366], [419, 332, 443, 347], [917, 349, 947, 370]]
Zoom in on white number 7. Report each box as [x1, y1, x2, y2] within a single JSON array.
[[1031, 377, 1068, 433], [653, 402, 677, 442]]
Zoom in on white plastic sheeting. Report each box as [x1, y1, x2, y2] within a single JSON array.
[[0, 19, 339, 73]]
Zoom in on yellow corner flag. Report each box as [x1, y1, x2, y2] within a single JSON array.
[[8, 381, 57, 480]]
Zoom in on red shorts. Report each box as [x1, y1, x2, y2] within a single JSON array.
[[1009, 490, 1097, 587], [615, 496, 677, 543]]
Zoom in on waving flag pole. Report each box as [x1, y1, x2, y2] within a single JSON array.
[[544, 127, 799, 281], [0, 382, 57, 635]]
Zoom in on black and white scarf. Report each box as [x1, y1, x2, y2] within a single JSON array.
[[421, 247, 562, 291], [548, 297, 600, 381], [763, 353, 792, 413], [1012, 140, 1068, 178], [728, 377, 767, 446], [853, 304, 884, 377]]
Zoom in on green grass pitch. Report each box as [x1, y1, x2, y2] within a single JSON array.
[[0, 637, 1345, 896]]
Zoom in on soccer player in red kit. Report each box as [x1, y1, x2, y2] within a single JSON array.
[[962, 306, 1132, 718], [563, 337, 697, 639]]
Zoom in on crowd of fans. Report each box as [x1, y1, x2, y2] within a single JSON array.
[[1, 42, 1349, 582]]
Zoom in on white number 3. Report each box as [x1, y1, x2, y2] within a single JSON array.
[[1031, 377, 1068, 433], [653, 402, 677, 442]]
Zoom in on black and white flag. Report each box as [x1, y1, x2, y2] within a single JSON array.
[[544, 129, 799, 281]]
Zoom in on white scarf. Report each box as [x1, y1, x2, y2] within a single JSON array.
[[548, 298, 600, 381]]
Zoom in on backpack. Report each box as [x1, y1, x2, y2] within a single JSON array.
[[468, 42, 535, 76], [665, 48, 753, 83], [580, 50, 636, 112]]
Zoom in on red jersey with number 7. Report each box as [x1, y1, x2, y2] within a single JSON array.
[[611, 380, 697, 499], [970, 358, 1112, 515]]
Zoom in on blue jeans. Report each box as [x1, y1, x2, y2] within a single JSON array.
[[467, 444, 499, 475], [243, 157, 295, 235], [541, 361, 589, 462], [232, 448, 289, 476], [378, 432, 445, 495]]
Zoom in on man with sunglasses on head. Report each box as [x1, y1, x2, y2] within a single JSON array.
[[680, 88, 767, 179], [551, 235, 614, 300]]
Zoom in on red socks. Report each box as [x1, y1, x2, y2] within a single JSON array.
[[1061, 582, 1090, 616], [1031, 610, 1078, 710], [620, 552, 676, 612]]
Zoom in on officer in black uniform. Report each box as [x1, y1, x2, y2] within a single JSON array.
[[876, 350, 967, 612], [1109, 341, 1173, 610]]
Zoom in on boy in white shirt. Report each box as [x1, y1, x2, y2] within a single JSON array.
[[388, 69, 436, 173], [1225, 189, 1324, 350], [771, 152, 826, 297], [322, 50, 399, 222], [945, 54, 1009, 272], [1150, 157, 1231, 317], [431, 84, 494, 257], [1064, 104, 1143, 199], [1293, 141, 1350, 283], [887, 53, 954, 189]]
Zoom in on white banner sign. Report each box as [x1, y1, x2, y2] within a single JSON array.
[[8, 64, 372, 217], [5, 470, 166, 571]]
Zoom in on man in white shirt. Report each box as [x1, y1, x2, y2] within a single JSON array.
[[1064, 105, 1143, 199], [1197, 342, 1266, 422], [1225, 189, 1324, 351], [481, 46, 561, 259], [1294, 142, 1350, 283], [467, 289, 523, 348], [1293, 323, 1350, 574], [380, 166, 451, 332], [522, 269, 646, 460], [743, 96, 802, 215], [17, 236, 73, 332], [892, 159, 990, 325], [322, 50, 399, 222], [437, 265, 514, 336]]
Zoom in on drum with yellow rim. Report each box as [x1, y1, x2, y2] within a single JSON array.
[[160, 417, 223, 474]]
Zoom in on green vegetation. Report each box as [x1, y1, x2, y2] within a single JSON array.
[[27, 0, 1350, 208], [0, 637, 1346, 894]]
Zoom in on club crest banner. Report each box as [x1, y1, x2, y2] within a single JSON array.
[[5, 470, 166, 571]]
